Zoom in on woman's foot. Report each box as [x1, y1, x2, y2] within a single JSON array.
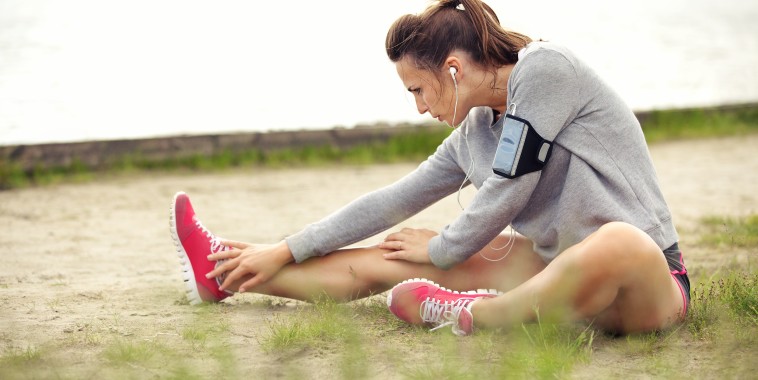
[[169, 191, 233, 305], [387, 279, 500, 336]]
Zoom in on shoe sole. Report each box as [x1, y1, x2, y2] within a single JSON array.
[[169, 191, 204, 305], [386, 278, 502, 308]]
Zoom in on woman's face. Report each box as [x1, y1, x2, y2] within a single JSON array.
[[395, 56, 459, 126]]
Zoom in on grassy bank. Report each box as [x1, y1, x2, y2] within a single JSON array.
[[1, 104, 756, 190], [639, 104, 758, 143]]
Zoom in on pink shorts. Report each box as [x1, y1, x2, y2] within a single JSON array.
[[664, 243, 690, 317]]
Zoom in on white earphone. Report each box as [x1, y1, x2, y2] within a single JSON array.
[[449, 66, 459, 127]]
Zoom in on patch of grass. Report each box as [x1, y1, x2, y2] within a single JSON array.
[[181, 303, 237, 375], [619, 331, 664, 356], [82, 329, 106, 346], [259, 294, 363, 353], [91, 303, 238, 379], [0, 346, 45, 380], [398, 333, 481, 380], [103, 340, 156, 364], [702, 272, 758, 327], [1, 345, 41, 364], [683, 267, 758, 379], [640, 104, 758, 143], [261, 295, 596, 379], [688, 279, 722, 339], [395, 321, 594, 379], [699, 215, 758, 249], [688, 215, 758, 337], [497, 320, 594, 378], [0, 160, 28, 188], [256, 295, 378, 379], [719, 271, 758, 325], [181, 326, 208, 348], [688, 270, 758, 340]]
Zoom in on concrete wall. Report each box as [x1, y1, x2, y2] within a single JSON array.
[[2, 103, 755, 171], [0, 123, 434, 171]]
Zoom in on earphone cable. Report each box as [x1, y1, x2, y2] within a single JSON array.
[[449, 67, 514, 262]]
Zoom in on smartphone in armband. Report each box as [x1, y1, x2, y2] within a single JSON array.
[[492, 114, 553, 179]]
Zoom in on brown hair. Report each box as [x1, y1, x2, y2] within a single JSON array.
[[386, 0, 531, 73]]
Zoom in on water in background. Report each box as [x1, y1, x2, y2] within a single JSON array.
[[1, 0, 757, 146]]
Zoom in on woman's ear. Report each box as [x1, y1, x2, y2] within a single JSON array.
[[444, 56, 462, 81]]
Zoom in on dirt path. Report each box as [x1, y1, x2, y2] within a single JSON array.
[[0, 134, 756, 377]]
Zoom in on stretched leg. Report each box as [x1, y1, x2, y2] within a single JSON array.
[[228, 233, 546, 302], [171, 191, 544, 305], [470, 222, 685, 333]]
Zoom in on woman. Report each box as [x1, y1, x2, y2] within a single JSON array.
[[170, 0, 689, 336]]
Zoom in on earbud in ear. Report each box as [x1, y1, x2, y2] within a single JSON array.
[[449, 66, 457, 76]]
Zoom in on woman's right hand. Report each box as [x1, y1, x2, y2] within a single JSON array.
[[205, 240, 294, 293]]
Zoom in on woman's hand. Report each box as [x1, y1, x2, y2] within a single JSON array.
[[205, 240, 294, 293], [378, 227, 437, 264]]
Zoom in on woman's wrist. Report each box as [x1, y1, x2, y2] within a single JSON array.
[[274, 240, 295, 265]]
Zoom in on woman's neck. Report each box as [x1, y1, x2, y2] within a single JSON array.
[[472, 64, 515, 115]]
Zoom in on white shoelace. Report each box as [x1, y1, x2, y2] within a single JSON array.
[[422, 297, 474, 336], [195, 220, 233, 293]]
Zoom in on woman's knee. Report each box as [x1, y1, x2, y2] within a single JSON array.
[[569, 222, 669, 294], [596, 222, 656, 248], [584, 222, 659, 261]]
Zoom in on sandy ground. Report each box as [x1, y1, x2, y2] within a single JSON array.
[[0, 134, 756, 378]]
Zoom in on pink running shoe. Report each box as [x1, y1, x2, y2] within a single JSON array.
[[169, 191, 233, 305], [387, 278, 500, 336]]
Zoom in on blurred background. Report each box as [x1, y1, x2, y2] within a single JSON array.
[[0, 0, 756, 146]]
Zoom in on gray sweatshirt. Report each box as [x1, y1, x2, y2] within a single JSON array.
[[286, 42, 678, 269]]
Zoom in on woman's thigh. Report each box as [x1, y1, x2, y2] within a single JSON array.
[[566, 222, 685, 333]]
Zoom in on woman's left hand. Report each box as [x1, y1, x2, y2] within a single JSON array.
[[378, 227, 437, 264]]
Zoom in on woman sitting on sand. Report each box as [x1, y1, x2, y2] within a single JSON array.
[[170, 0, 689, 336]]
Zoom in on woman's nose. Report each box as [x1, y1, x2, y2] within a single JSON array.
[[415, 98, 428, 115]]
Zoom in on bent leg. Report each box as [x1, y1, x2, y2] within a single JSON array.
[[227, 233, 546, 302], [470, 222, 685, 334]]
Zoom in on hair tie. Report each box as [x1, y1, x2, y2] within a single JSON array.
[[440, 0, 465, 11]]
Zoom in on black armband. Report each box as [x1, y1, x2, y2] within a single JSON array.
[[492, 114, 553, 178]]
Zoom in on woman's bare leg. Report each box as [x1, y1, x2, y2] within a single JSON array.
[[224, 233, 546, 302], [470, 222, 685, 333]]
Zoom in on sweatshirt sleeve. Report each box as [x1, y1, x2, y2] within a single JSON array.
[[285, 131, 468, 263], [428, 47, 583, 269]]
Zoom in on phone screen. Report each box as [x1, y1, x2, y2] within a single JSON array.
[[493, 115, 528, 177]]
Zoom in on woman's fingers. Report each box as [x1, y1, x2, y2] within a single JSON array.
[[382, 250, 407, 260], [221, 239, 250, 249], [383, 247, 430, 264], [384, 230, 409, 242], [205, 256, 238, 279], [378, 240, 405, 251], [380, 227, 436, 264], [205, 241, 292, 292], [207, 248, 242, 261], [218, 265, 245, 291]]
